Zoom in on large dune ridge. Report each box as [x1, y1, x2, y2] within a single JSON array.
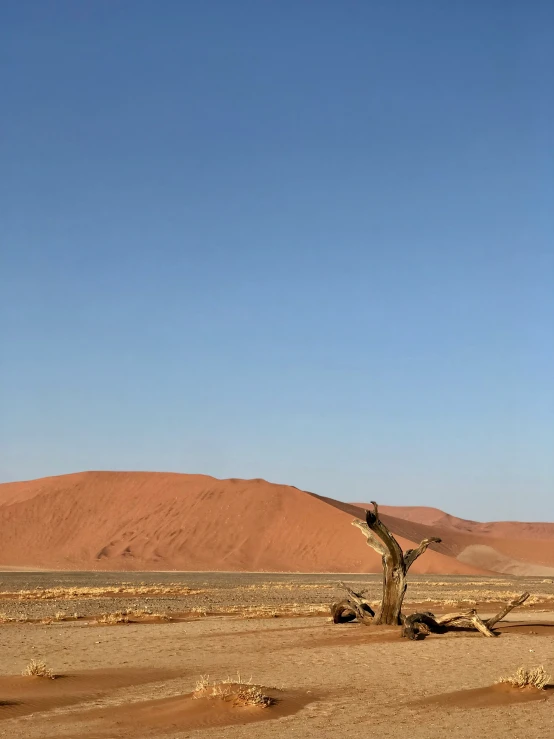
[[0, 471, 552, 575]]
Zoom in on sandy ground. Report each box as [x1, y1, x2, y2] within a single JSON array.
[[1, 613, 554, 738], [1, 571, 553, 621], [0, 573, 553, 738]]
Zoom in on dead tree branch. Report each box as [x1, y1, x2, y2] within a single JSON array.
[[486, 592, 530, 629], [330, 582, 375, 624], [402, 592, 530, 640]]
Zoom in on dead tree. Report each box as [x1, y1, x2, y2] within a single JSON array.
[[331, 502, 531, 636], [331, 501, 441, 626], [402, 592, 530, 640]]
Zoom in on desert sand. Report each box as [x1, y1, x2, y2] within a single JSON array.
[[0, 573, 553, 739], [0, 471, 553, 575]]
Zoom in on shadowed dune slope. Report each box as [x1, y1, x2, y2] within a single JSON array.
[[0, 472, 550, 574], [374, 505, 554, 540], [353, 503, 554, 575]]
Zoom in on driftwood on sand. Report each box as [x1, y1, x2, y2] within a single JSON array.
[[401, 592, 530, 640]]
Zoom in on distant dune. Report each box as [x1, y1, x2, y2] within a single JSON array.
[[0, 472, 552, 575], [355, 503, 554, 576], [374, 504, 554, 540]]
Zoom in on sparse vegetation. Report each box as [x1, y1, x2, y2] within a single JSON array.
[[193, 673, 275, 708], [0, 584, 205, 600], [23, 659, 56, 679], [98, 611, 130, 624], [0, 573, 551, 628], [97, 609, 172, 624], [0, 612, 30, 623], [186, 604, 328, 619], [240, 604, 327, 618], [498, 666, 551, 690]]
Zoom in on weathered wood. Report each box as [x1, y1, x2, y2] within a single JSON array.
[[404, 537, 442, 570], [366, 504, 405, 625], [334, 500, 533, 636], [435, 610, 495, 637], [330, 600, 358, 623], [401, 612, 439, 640], [486, 592, 530, 630], [402, 610, 493, 639], [401, 592, 530, 640], [350, 503, 442, 625], [330, 582, 375, 624], [470, 613, 496, 637], [351, 519, 387, 557], [337, 581, 370, 605]]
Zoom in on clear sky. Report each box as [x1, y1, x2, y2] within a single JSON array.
[[1, 1, 552, 521]]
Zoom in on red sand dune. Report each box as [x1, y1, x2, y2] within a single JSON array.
[[0, 472, 552, 575], [375, 505, 554, 540]]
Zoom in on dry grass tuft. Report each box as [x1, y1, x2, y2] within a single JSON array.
[[0, 612, 31, 624], [97, 609, 172, 624], [193, 673, 274, 708], [185, 604, 328, 619], [132, 609, 172, 621], [241, 583, 334, 592], [98, 611, 130, 624], [23, 659, 56, 679], [498, 666, 551, 691]]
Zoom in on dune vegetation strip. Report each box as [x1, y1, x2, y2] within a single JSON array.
[[0, 585, 206, 600], [97, 609, 173, 624], [184, 604, 330, 619], [239, 583, 335, 591], [0, 612, 31, 623]]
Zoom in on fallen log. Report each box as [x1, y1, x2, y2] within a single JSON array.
[[402, 592, 530, 640], [330, 582, 375, 624]]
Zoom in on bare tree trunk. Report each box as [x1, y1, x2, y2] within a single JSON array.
[[347, 502, 441, 625], [330, 501, 532, 636]]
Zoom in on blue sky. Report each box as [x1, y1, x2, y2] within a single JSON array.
[[1, 1, 552, 520]]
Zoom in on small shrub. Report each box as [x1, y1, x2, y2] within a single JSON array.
[[498, 666, 551, 690], [23, 659, 56, 679], [193, 673, 274, 707], [194, 675, 210, 692], [98, 611, 130, 624]]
